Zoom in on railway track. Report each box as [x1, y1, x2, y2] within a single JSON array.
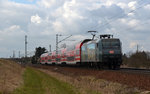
[[32, 64, 150, 75], [119, 68, 150, 75]]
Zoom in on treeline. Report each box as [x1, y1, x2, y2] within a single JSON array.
[[123, 51, 150, 68]]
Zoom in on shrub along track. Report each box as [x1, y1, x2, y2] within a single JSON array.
[[33, 65, 150, 91]]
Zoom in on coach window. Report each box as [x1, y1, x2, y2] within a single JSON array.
[[76, 49, 79, 55], [52, 56, 55, 58], [82, 45, 85, 51], [64, 53, 66, 57], [88, 43, 95, 49]]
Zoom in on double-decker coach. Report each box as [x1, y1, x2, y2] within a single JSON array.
[[47, 53, 52, 64], [40, 53, 49, 64], [51, 51, 56, 65], [56, 50, 61, 64], [61, 48, 67, 65], [65, 39, 92, 65]]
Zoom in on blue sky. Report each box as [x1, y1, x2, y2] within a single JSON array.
[[0, 0, 150, 57], [9, 0, 37, 4]]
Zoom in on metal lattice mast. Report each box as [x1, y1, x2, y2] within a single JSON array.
[[56, 34, 72, 57], [56, 34, 58, 56], [25, 35, 27, 58], [49, 45, 51, 53]]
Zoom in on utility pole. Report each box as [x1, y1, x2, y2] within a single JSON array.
[[18, 51, 20, 58], [56, 34, 72, 57], [137, 44, 139, 53], [13, 50, 15, 58], [49, 45, 51, 52], [56, 34, 61, 56], [25, 35, 27, 58]]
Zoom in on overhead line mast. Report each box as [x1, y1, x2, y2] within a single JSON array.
[[25, 35, 27, 58], [56, 34, 72, 57]]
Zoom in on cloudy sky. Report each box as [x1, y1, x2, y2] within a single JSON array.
[[0, 0, 150, 57]]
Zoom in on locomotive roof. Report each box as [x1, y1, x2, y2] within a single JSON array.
[[81, 39, 92, 43], [85, 39, 98, 44], [66, 39, 92, 49], [101, 38, 120, 41]]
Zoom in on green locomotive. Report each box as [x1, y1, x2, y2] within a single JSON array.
[[81, 34, 122, 69]]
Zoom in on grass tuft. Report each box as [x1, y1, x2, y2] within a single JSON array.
[[13, 67, 79, 94], [13, 68, 44, 94]]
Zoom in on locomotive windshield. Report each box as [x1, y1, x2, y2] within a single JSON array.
[[102, 39, 120, 49]]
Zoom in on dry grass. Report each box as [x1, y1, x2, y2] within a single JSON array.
[[0, 59, 24, 94], [39, 68, 150, 94]]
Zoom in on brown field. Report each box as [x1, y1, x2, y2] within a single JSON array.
[[0, 59, 150, 94], [0, 59, 24, 94], [39, 68, 150, 94]]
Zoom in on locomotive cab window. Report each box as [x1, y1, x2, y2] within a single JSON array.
[[102, 39, 120, 49]]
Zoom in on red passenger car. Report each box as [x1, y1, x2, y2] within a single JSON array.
[[56, 50, 61, 64], [40, 53, 49, 64], [51, 51, 56, 64], [65, 39, 91, 65], [40, 39, 91, 65], [61, 48, 67, 64], [47, 53, 52, 64]]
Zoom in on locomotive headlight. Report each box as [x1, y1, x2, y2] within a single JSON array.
[[109, 50, 114, 54]]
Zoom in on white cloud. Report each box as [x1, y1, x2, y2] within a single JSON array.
[[129, 42, 137, 48], [52, 21, 64, 33], [0, 0, 150, 57], [63, 0, 84, 19], [144, 4, 150, 9], [128, 12, 134, 16], [37, 0, 55, 8], [119, 18, 127, 23], [128, 19, 139, 27], [117, 2, 127, 9], [7, 25, 20, 31], [31, 14, 42, 24], [105, 1, 114, 7], [128, 1, 137, 10], [118, 18, 139, 28]]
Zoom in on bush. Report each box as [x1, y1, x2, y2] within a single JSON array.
[[123, 51, 150, 68]]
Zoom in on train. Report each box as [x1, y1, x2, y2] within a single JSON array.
[[40, 34, 122, 69]]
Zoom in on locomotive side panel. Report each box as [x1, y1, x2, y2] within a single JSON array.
[[81, 43, 87, 62], [86, 42, 96, 62], [66, 44, 76, 64], [61, 48, 67, 64]]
